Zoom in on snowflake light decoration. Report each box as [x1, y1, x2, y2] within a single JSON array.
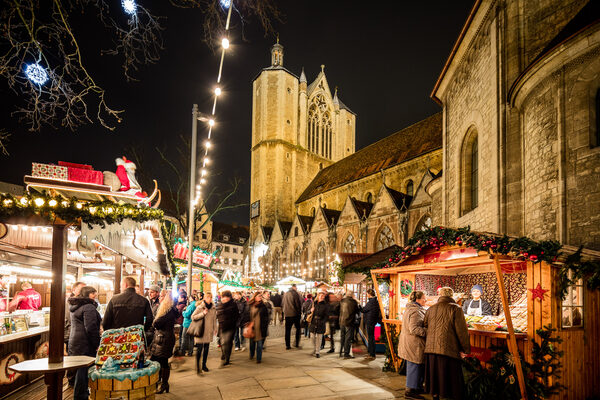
[[121, 0, 137, 15], [24, 63, 49, 85]]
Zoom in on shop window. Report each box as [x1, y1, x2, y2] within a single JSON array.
[[406, 180, 414, 197], [562, 272, 583, 328], [460, 128, 478, 215]]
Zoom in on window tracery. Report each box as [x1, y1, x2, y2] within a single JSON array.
[[376, 225, 395, 251], [344, 233, 357, 253], [308, 93, 333, 159]]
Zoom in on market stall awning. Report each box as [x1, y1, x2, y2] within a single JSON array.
[[336, 252, 371, 268], [343, 245, 401, 270]]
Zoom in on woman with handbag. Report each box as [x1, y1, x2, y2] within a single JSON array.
[[245, 292, 269, 364], [309, 292, 329, 358], [149, 294, 179, 394], [190, 292, 217, 374]]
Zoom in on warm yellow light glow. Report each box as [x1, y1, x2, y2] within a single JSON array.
[[215, 87, 222, 96], [89, 207, 97, 214], [34, 198, 45, 207], [200, 178, 206, 184], [208, 119, 215, 127], [205, 141, 212, 148], [48, 199, 57, 207], [204, 157, 210, 165], [20, 198, 28, 205], [222, 38, 230, 49], [76, 202, 83, 209], [201, 169, 207, 176]]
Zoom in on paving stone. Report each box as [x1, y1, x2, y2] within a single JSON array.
[[305, 368, 356, 382], [219, 377, 269, 400], [259, 376, 320, 390], [321, 378, 380, 392], [371, 375, 406, 391], [267, 384, 336, 400]]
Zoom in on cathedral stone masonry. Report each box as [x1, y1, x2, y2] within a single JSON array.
[[248, 0, 600, 303]]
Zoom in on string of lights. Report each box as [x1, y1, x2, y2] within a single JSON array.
[[195, 0, 234, 204]]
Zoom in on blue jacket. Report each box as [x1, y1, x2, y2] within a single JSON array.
[[182, 300, 196, 328]]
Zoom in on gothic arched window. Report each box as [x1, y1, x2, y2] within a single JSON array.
[[316, 241, 326, 279], [406, 180, 414, 197], [365, 192, 373, 204], [460, 128, 478, 214], [293, 245, 302, 276], [376, 225, 395, 251], [308, 94, 332, 159], [414, 215, 432, 234], [343, 233, 356, 253]]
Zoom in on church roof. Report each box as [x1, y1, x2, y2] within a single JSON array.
[[321, 208, 341, 227], [298, 215, 315, 233], [296, 112, 442, 203], [261, 226, 273, 242], [277, 220, 293, 239], [384, 186, 412, 211], [350, 198, 373, 219]]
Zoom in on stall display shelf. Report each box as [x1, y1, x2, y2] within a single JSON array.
[[0, 325, 48, 343]]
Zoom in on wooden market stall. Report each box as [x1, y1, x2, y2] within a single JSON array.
[[371, 238, 600, 400]]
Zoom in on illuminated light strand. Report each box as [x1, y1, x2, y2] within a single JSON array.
[[195, 2, 234, 204]]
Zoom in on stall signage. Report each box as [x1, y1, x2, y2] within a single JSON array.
[[469, 346, 492, 363], [424, 248, 478, 264], [173, 242, 219, 268]]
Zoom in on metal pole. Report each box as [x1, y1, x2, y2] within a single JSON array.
[[187, 104, 198, 296]]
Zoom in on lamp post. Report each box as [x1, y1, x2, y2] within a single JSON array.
[[187, 104, 199, 296]]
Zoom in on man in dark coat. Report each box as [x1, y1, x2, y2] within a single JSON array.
[[216, 290, 239, 366], [325, 293, 341, 353], [361, 289, 381, 360], [271, 291, 283, 325], [282, 284, 303, 349], [102, 277, 153, 333], [339, 290, 359, 359], [147, 284, 161, 317], [233, 292, 248, 350], [68, 286, 101, 400]]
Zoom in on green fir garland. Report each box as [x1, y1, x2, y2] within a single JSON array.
[[0, 192, 177, 276]]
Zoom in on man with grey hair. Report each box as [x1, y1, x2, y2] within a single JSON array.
[[423, 286, 470, 400], [339, 290, 360, 359], [147, 284, 161, 316]]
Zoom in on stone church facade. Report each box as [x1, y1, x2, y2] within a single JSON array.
[[249, 0, 600, 284]]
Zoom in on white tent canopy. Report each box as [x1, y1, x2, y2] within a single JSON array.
[[275, 276, 306, 291]]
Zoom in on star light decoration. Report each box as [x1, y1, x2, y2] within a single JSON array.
[[24, 63, 49, 85], [121, 0, 137, 15], [528, 283, 548, 301]]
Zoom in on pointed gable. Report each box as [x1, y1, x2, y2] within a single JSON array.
[[351, 198, 373, 220], [270, 220, 292, 242], [370, 185, 410, 218], [311, 207, 340, 231], [386, 186, 412, 211], [261, 226, 273, 243], [409, 170, 438, 209], [339, 196, 373, 225]]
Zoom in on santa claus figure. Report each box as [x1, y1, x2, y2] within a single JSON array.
[[115, 157, 147, 198]]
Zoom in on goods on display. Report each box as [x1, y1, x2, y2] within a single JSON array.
[[96, 325, 145, 367]]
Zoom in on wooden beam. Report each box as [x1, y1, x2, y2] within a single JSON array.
[[48, 223, 67, 400], [371, 271, 399, 372], [114, 255, 123, 295], [493, 254, 528, 400]]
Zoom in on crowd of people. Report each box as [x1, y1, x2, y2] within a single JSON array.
[[63, 278, 382, 399]]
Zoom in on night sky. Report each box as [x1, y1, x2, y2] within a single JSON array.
[[0, 1, 473, 225]]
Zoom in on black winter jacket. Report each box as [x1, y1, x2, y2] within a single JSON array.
[[309, 300, 329, 334], [235, 298, 249, 328], [149, 306, 179, 359], [271, 293, 282, 307], [362, 297, 381, 326], [217, 299, 239, 332], [102, 288, 154, 332], [68, 297, 102, 357], [339, 296, 359, 327]]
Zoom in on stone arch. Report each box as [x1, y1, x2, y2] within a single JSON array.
[[343, 232, 357, 253], [414, 214, 433, 235], [405, 179, 414, 197], [460, 126, 479, 215]]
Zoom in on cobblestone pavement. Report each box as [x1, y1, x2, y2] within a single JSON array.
[[162, 324, 413, 400]]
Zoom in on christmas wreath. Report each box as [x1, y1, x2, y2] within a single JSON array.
[[400, 279, 413, 296]]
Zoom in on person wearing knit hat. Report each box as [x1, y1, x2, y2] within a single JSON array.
[[462, 284, 492, 316]]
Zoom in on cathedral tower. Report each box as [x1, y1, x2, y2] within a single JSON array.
[[249, 42, 356, 265]]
